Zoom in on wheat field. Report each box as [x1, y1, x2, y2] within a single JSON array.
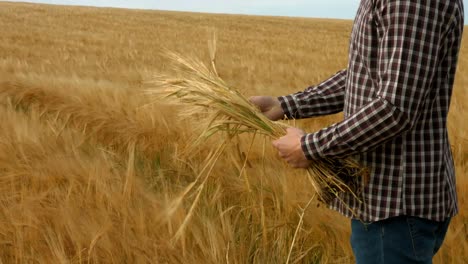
[[0, 2, 466, 263]]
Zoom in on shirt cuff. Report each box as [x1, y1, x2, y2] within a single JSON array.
[[277, 95, 301, 119], [300, 133, 322, 160]]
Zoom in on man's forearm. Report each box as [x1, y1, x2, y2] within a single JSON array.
[[278, 69, 347, 119]]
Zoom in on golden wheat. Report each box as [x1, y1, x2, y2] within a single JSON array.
[[0, 2, 465, 263], [147, 52, 368, 207]]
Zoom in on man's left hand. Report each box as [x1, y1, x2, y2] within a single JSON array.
[[272, 127, 312, 168]]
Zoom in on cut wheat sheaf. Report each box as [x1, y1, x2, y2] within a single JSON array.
[[145, 50, 369, 213]]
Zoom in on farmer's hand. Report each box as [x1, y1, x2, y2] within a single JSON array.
[[249, 96, 284, 121], [273, 127, 312, 169]]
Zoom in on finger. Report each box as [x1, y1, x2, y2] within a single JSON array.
[[278, 151, 287, 159], [249, 96, 265, 110], [248, 96, 257, 103], [287, 160, 299, 168], [272, 140, 279, 148]]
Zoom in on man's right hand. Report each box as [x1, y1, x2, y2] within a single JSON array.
[[249, 96, 284, 121]]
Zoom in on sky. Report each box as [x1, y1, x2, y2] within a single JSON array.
[[7, 0, 358, 19], [10, 0, 468, 22]]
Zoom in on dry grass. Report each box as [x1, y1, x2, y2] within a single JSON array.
[[147, 51, 367, 206], [0, 2, 466, 263]]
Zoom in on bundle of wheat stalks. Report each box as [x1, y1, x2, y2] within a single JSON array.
[[146, 51, 368, 208]]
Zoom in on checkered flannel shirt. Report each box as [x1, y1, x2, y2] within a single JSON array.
[[278, 0, 464, 222]]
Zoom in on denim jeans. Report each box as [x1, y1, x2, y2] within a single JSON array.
[[351, 216, 451, 264]]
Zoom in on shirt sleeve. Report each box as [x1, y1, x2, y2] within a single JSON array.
[[277, 69, 347, 119], [301, 0, 452, 160]]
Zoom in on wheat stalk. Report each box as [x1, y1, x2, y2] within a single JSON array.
[[145, 51, 368, 210], [286, 194, 316, 264]]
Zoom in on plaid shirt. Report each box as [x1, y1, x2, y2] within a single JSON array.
[[279, 0, 464, 222]]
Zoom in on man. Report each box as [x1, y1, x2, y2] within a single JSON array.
[[250, 0, 464, 263]]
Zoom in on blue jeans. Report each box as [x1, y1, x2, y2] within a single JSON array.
[[351, 216, 451, 264]]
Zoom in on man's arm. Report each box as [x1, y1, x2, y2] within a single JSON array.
[[298, 0, 457, 160], [250, 69, 347, 121], [278, 69, 347, 119]]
